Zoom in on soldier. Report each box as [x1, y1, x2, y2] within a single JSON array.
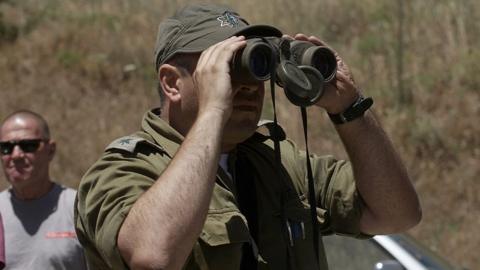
[[75, 3, 421, 270]]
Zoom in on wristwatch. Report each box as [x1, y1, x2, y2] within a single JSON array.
[[328, 95, 373, 125]]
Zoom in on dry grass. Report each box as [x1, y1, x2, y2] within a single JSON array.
[[1, 0, 478, 269]]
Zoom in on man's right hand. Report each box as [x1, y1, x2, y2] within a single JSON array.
[[193, 36, 247, 124]]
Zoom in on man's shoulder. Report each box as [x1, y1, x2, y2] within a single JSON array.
[[0, 188, 12, 201], [57, 184, 77, 196], [105, 135, 149, 153], [0, 189, 9, 196], [54, 184, 77, 206], [79, 132, 170, 190], [105, 133, 167, 155], [0, 189, 11, 207]]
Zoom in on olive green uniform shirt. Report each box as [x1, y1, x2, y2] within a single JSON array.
[[75, 109, 367, 270]]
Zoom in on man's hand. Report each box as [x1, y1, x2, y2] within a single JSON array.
[[284, 33, 360, 114], [194, 36, 247, 123]]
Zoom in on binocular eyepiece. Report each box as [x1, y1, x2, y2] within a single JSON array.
[[231, 37, 337, 107]]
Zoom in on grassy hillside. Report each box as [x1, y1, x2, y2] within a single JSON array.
[[1, 0, 478, 268]]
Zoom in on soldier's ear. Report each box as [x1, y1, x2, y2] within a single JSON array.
[[158, 64, 183, 103]]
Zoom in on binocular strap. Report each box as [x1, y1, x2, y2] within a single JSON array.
[[268, 60, 324, 269]]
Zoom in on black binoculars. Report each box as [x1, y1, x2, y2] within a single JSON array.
[[231, 37, 337, 107]]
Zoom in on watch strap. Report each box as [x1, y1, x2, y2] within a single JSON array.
[[328, 96, 373, 125]]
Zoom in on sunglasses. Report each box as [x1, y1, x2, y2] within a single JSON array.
[[0, 139, 47, 155]]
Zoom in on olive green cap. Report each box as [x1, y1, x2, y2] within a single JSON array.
[[154, 3, 282, 72]]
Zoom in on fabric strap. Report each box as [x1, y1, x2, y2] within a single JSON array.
[[301, 107, 321, 266], [233, 151, 259, 270]]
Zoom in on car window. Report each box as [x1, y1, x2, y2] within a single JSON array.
[[324, 234, 403, 270]]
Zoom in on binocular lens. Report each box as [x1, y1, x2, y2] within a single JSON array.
[[307, 47, 337, 82], [249, 46, 271, 79], [231, 38, 273, 83], [290, 41, 337, 82]]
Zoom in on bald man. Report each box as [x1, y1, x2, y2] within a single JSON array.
[[0, 110, 87, 270]]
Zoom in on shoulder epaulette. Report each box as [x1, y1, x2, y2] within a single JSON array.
[[105, 134, 167, 155], [105, 136, 147, 153]]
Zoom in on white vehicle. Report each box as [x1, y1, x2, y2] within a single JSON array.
[[324, 234, 458, 270]]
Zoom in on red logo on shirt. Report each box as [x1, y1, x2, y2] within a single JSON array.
[[45, 231, 77, 238]]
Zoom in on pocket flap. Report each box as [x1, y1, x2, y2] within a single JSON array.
[[200, 210, 251, 246]]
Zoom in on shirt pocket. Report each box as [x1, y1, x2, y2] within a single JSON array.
[[200, 209, 251, 245], [189, 209, 251, 270], [283, 203, 328, 270]]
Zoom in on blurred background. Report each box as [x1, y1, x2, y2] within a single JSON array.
[[0, 0, 478, 268]]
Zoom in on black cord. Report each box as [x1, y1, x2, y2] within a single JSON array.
[[301, 107, 321, 267]]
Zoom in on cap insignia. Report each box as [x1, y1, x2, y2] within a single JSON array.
[[119, 138, 132, 145], [217, 11, 240, 28]]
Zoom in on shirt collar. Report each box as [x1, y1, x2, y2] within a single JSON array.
[[141, 108, 184, 158]]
